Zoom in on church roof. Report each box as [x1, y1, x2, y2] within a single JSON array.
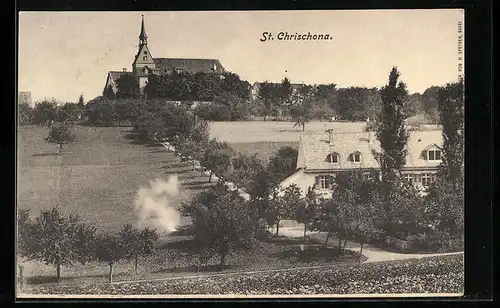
[[297, 130, 443, 171], [153, 58, 225, 74]]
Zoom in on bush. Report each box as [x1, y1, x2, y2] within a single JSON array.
[[26, 254, 463, 295], [406, 231, 464, 253]]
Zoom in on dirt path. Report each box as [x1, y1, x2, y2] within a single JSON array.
[[276, 225, 464, 263]]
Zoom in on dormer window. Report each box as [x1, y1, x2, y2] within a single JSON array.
[[325, 153, 339, 164], [349, 152, 361, 163], [143, 56, 147, 61], [428, 149, 441, 161]]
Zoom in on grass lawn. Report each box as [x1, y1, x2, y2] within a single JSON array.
[[209, 121, 365, 162], [17, 125, 213, 234], [209, 121, 366, 143]]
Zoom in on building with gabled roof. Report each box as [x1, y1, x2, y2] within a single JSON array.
[[103, 15, 225, 96], [280, 129, 443, 198]]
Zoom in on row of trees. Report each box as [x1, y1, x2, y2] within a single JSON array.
[[105, 71, 250, 104], [19, 95, 85, 126], [98, 69, 441, 126], [17, 207, 159, 284]]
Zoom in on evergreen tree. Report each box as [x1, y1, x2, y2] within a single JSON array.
[[437, 79, 464, 184], [375, 67, 409, 180]]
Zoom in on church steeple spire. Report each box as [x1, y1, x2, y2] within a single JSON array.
[[139, 15, 148, 45]]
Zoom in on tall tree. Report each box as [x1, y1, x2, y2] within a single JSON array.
[[267, 184, 302, 235], [18, 102, 33, 125], [26, 207, 96, 282], [95, 233, 125, 283], [200, 139, 233, 182], [220, 72, 251, 100], [229, 153, 265, 191], [116, 74, 139, 99], [57, 103, 82, 123], [295, 187, 317, 241], [267, 146, 298, 183], [184, 183, 258, 268], [248, 169, 280, 220], [32, 100, 58, 125], [258, 82, 278, 121], [437, 79, 464, 184], [77, 94, 85, 111], [314, 84, 338, 115], [118, 224, 159, 275], [192, 72, 220, 101], [276, 77, 293, 119], [103, 85, 116, 100], [375, 67, 409, 181], [290, 85, 314, 131], [45, 123, 76, 155]]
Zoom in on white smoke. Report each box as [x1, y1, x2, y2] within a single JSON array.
[[134, 175, 183, 234]]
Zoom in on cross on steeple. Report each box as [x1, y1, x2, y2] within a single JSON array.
[[139, 15, 148, 46]]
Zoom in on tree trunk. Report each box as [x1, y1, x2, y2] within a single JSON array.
[[303, 224, 307, 242], [58, 143, 62, 155], [108, 263, 114, 283], [276, 221, 280, 235], [56, 263, 61, 282], [324, 232, 331, 246], [18, 264, 24, 289], [263, 115, 267, 122], [302, 123, 305, 131], [219, 252, 226, 269], [359, 243, 364, 263], [338, 237, 343, 250], [134, 255, 138, 275], [208, 172, 213, 183], [343, 239, 348, 250]]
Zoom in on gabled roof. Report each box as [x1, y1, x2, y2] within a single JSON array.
[[104, 71, 133, 93], [153, 58, 225, 74], [108, 71, 133, 81], [298, 130, 443, 171]]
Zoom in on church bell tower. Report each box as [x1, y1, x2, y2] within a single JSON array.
[[132, 15, 156, 93]]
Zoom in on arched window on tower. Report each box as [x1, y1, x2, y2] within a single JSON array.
[[143, 56, 147, 61]]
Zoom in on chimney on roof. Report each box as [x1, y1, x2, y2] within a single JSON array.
[[326, 129, 334, 145], [123, 68, 127, 72]]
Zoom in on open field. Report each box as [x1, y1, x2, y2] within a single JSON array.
[[209, 121, 366, 162], [17, 125, 212, 234], [209, 121, 367, 143]]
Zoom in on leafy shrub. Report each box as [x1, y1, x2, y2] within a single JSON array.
[[406, 231, 464, 253]]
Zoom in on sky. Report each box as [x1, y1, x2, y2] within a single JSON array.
[[18, 10, 464, 103]]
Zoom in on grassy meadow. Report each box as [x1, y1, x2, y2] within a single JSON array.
[[209, 121, 366, 162], [16, 120, 366, 287]]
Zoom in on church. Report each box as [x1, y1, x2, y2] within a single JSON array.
[[103, 16, 226, 96]]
